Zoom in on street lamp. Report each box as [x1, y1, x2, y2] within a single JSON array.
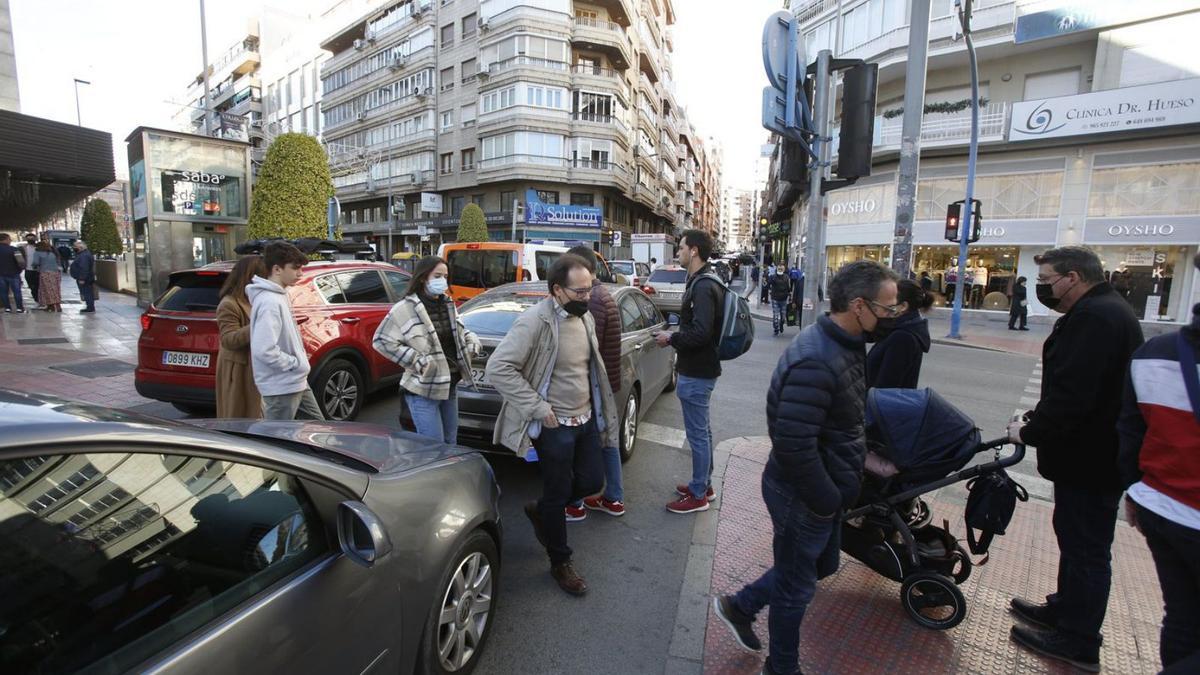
[[73, 78, 90, 127]]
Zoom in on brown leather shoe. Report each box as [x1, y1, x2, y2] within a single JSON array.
[[551, 561, 588, 596]]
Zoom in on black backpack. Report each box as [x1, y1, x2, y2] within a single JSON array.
[[964, 468, 1028, 561]]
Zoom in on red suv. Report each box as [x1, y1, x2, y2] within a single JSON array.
[[135, 260, 410, 420]]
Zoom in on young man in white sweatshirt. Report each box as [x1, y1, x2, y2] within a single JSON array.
[[248, 241, 324, 420]]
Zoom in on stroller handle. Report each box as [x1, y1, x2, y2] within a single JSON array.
[[978, 437, 1027, 468], [865, 437, 1028, 510]]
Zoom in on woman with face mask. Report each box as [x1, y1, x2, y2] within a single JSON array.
[[864, 279, 935, 389], [372, 255, 483, 443]]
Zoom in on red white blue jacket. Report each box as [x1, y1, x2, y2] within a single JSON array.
[[1118, 304, 1200, 510]]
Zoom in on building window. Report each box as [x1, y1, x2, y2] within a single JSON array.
[[461, 103, 476, 126], [461, 58, 477, 82], [574, 92, 614, 121], [917, 172, 1064, 220], [480, 86, 517, 113], [570, 193, 595, 206], [462, 148, 476, 170], [441, 23, 455, 48], [525, 85, 566, 110], [536, 190, 559, 204], [1089, 162, 1200, 217], [576, 9, 598, 20], [440, 66, 455, 91], [440, 110, 454, 131], [500, 190, 516, 208], [1023, 68, 1081, 100], [451, 196, 466, 216], [440, 153, 453, 174], [471, 193, 485, 206], [462, 13, 477, 38]]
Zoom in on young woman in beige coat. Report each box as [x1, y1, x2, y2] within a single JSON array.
[[216, 255, 266, 417]]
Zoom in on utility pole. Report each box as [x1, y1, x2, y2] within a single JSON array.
[[199, 0, 213, 137], [800, 49, 832, 331], [948, 0, 980, 339], [73, 78, 90, 127], [890, 0, 931, 279]]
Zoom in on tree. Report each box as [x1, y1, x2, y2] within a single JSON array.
[[248, 133, 335, 240], [457, 203, 488, 243], [80, 199, 123, 256]]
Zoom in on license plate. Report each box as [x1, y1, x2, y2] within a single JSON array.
[[162, 351, 210, 368], [659, 292, 681, 299]]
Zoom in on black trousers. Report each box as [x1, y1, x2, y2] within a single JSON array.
[[1047, 483, 1121, 643], [534, 417, 603, 565], [1136, 503, 1200, 669], [24, 270, 39, 304], [1009, 303, 1027, 329]]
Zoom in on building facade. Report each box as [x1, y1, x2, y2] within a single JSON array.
[[769, 0, 1200, 324], [173, 22, 265, 152], [319, 0, 711, 260]]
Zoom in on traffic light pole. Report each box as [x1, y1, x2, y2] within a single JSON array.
[[889, 0, 931, 280], [800, 49, 832, 331], [948, 0, 979, 340]]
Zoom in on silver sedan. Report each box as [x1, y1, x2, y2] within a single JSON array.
[[642, 265, 689, 314], [0, 389, 502, 675]]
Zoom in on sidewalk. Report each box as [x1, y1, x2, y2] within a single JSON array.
[[702, 437, 1162, 675], [0, 276, 153, 409]]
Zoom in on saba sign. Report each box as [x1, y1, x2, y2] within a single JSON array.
[[524, 189, 602, 228], [1009, 78, 1200, 141]]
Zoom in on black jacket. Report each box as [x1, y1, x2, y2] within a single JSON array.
[[765, 314, 868, 515], [768, 273, 792, 302], [670, 263, 723, 379], [1020, 283, 1144, 491], [0, 244, 22, 276], [1010, 283, 1027, 314], [865, 310, 930, 389]]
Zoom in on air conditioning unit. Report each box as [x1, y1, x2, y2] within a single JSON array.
[[410, 171, 423, 184], [417, 86, 433, 100], [477, 65, 490, 79], [357, 111, 369, 122], [366, 31, 377, 43], [412, 4, 426, 17], [389, 55, 406, 71], [353, 38, 367, 50], [478, 16, 489, 31]]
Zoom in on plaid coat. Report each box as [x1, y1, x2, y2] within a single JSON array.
[[372, 294, 482, 401]]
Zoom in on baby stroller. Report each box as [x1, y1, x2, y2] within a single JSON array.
[[841, 388, 1026, 630]]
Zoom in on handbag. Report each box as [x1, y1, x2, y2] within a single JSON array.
[[964, 468, 1028, 563], [1178, 330, 1200, 425]]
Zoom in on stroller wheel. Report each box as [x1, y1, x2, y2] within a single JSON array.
[[900, 572, 967, 630], [907, 499, 933, 529], [949, 544, 972, 585]]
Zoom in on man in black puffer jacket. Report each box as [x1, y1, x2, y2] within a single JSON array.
[[712, 261, 899, 675]]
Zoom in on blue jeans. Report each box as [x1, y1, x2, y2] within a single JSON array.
[[534, 418, 604, 565], [677, 374, 716, 499], [570, 445, 623, 504], [1047, 482, 1121, 643], [734, 471, 838, 675], [772, 299, 789, 333], [0, 274, 24, 311], [405, 389, 459, 444]]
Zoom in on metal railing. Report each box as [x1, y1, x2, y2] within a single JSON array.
[[477, 154, 569, 169], [485, 56, 569, 75], [876, 102, 1009, 147], [574, 17, 625, 32]]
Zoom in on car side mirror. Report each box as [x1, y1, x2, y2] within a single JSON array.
[[337, 500, 392, 568], [667, 313, 680, 327]]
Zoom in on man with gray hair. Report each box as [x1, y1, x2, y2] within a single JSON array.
[[1006, 245, 1143, 672], [712, 260, 899, 675]]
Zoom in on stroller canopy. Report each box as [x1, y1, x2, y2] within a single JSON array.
[[866, 388, 979, 471]]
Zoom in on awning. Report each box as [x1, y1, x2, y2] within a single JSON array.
[[0, 110, 115, 229]]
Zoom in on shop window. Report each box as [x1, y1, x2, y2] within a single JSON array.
[[1088, 162, 1200, 217]]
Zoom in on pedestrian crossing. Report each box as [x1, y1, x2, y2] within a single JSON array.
[[1010, 359, 1055, 502]]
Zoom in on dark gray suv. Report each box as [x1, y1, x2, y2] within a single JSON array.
[[0, 390, 501, 675]]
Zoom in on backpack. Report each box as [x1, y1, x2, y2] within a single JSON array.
[[964, 468, 1028, 561], [696, 273, 755, 361]]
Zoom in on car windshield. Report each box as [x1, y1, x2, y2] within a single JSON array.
[[155, 272, 225, 311], [459, 293, 547, 336], [611, 262, 634, 275], [648, 269, 687, 284], [448, 249, 519, 288]]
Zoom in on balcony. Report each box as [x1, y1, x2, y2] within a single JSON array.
[[568, 158, 633, 191], [324, 92, 435, 134], [589, 0, 634, 26], [479, 56, 571, 88], [636, 22, 662, 83], [839, 1, 1015, 69], [792, 0, 839, 25], [571, 111, 629, 134], [476, 153, 571, 183], [831, 102, 1010, 156], [573, 17, 633, 70], [321, 47, 436, 109], [333, 169, 437, 199]]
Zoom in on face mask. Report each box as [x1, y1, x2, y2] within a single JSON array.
[[426, 277, 448, 296], [864, 316, 897, 343], [563, 300, 589, 317], [1036, 277, 1069, 311]]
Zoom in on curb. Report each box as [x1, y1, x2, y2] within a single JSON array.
[[929, 337, 1013, 354]]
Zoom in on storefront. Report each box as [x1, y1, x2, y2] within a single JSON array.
[[1082, 216, 1200, 322], [125, 128, 252, 306]]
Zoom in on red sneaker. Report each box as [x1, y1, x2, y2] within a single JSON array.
[[675, 484, 716, 501], [666, 493, 710, 514], [565, 504, 587, 522], [583, 495, 626, 517]]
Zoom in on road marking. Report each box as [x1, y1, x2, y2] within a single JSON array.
[[638, 422, 688, 448], [1029, 378, 1042, 385], [1019, 396, 1040, 407], [1024, 386, 1040, 395]]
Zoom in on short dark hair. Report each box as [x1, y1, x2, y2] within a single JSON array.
[[680, 229, 714, 262], [566, 245, 598, 274], [404, 255, 447, 296], [1034, 246, 1104, 284], [828, 261, 899, 313], [546, 253, 590, 294], [262, 241, 308, 273]]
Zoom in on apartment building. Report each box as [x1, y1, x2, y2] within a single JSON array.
[[173, 23, 265, 151], [725, 187, 754, 252], [767, 0, 1200, 324], [319, 0, 709, 259]]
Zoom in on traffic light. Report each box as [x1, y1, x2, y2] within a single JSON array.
[[836, 63, 878, 180], [945, 199, 983, 243]]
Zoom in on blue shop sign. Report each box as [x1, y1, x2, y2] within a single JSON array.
[[525, 189, 602, 228], [1015, 3, 1180, 44]]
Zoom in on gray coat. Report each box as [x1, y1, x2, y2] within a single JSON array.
[[485, 297, 619, 457]]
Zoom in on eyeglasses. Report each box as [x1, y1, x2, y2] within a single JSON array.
[[562, 286, 593, 297], [867, 299, 903, 317], [1036, 273, 1065, 284]]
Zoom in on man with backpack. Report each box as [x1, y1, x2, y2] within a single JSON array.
[[657, 229, 724, 514]]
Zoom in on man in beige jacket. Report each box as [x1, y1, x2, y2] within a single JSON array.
[[486, 254, 618, 596]]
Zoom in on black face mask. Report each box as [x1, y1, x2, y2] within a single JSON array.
[[563, 300, 589, 317], [865, 316, 897, 343], [1035, 283, 1060, 310]]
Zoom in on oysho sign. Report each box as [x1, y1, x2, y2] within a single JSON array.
[[829, 198, 878, 216], [1084, 216, 1200, 244], [1009, 78, 1200, 141]]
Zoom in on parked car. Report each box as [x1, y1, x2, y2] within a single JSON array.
[[403, 282, 676, 462], [642, 265, 689, 314], [439, 242, 617, 305], [0, 388, 502, 675], [135, 259, 411, 421], [608, 259, 652, 288]]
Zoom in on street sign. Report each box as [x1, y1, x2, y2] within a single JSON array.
[[761, 10, 802, 94], [612, 230, 622, 248], [421, 192, 443, 214], [761, 10, 812, 139]]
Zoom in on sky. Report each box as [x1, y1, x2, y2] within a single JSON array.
[[11, 0, 781, 188]]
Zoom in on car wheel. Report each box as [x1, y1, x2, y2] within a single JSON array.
[[314, 358, 363, 421], [420, 529, 499, 675], [619, 389, 640, 463], [664, 352, 677, 392]]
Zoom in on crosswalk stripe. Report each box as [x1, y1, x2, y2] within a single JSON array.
[[1024, 386, 1040, 395], [1019, 396, 1040, 407], [1028, 378, 1042, 385], [638, 422, 688, 448]]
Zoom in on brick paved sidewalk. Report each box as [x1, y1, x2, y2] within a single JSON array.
[[703, 437, 1163, 675]]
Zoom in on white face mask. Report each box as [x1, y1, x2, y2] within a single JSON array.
[[426, 277, 448, 296]]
